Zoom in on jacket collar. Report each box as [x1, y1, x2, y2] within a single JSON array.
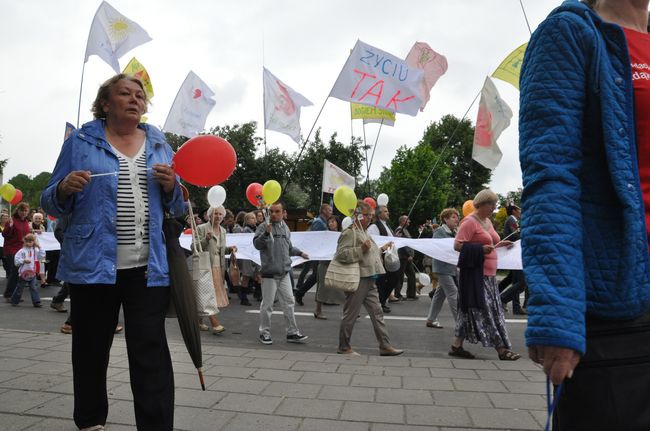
[[77, 119, 166, 151]]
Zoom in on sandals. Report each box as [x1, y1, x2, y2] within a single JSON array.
[[448, 345, 475, 359], [498, 350, 521, 361], [313, 313, 327, 320], [426, 320, 443, 329]]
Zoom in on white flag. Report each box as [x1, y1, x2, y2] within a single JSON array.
[[163, 71, 216, 138], [472, 76, 513, 170], [330, 40, 424, 116], [84, 1, 152, 73], [263, 68, 313, 143], [322, 159, 356, 194]]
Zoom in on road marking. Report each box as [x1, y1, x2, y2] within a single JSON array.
[[244, 310, 527, 323], [39, 298, 70, 302]]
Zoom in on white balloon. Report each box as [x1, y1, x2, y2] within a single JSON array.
[[418, 272, 431, 286], [207, 185, 227, 207], [342, 216, 353, 229], [377, 193, 389, 206]]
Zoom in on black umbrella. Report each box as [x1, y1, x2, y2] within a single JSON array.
[[163, 216, 205, 390]]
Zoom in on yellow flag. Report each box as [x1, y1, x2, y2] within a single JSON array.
[[122, 57, 154, 99], [491, 42, 528, 90], [350, 103, 396, 126]]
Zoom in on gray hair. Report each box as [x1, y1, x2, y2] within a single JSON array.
[[207, 206, 226, 219], [473, 189, 498, 208]]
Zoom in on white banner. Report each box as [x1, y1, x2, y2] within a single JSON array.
[[163, 71, 216, 138], [20, 231, 521, 270], [84, 1, 152, 73], [263, 68, 312, 143], [330, 40, 424, 116], [321, 159, 356, 194]]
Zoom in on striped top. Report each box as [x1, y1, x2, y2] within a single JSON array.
[[111, 141, 150, 269]]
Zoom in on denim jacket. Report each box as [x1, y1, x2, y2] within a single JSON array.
[[41, 119, 187, 287]]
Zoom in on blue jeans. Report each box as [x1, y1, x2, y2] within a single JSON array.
[[11, 276, 40, 305]]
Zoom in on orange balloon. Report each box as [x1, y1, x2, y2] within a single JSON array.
[[462, 200, 475, 217]]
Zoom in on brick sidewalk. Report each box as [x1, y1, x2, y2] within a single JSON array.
[[0, 329, 547, 430]]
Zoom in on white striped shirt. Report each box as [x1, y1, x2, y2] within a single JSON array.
[[111, 141, 149, 269]]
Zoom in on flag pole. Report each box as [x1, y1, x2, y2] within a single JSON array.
[[404, 90, 481, 223], [362, 121, 369, 195], [76, 61, 87, 128], [365, 118, 384, 194]]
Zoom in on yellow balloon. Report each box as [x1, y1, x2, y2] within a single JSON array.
[[333, 186, 357, 216], [262, 180, 282, 204], [0, 184, 16, 202]]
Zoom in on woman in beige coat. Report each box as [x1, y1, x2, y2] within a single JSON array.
[[195, 206, 237, 334], [335, 200, 404, 356]]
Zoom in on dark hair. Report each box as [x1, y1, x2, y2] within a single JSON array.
[[327, 215, 341, 231], [506, 205, 520, 216], [235, 211, 246, 226], [91, 74, 149, 119], [12, 202, 29, 219]]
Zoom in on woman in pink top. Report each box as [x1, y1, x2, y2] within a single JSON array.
[[449, 189, 520, 360]]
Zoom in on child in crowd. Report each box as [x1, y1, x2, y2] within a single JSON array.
[[11, 234, 46, 307]]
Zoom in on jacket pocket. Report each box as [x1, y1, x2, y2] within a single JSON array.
[[63, 224, 98, 273]]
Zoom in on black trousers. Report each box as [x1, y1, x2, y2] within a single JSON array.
[[553, 310, 650, 430], [295, 261, 319, 297], [377, 270, 400, 305], [2, 254, 17, 298], [500, 270, 527, 309], [45, 250, 60, 282], [396, 258, 416, 298], [70, 267, 174, 430]]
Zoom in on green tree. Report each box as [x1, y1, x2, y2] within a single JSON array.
[[420, 114, 492, 208], [7, 172, 52, 209], [377, 143, 451, 228]]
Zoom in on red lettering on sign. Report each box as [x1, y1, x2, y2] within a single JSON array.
[[385, 90, 415, 111], [351, 69, 377, 98], [359, 80, 384, 106]]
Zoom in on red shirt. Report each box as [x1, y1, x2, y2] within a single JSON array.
[[625, 28, 650, 241], [2, 218, 32, 255]]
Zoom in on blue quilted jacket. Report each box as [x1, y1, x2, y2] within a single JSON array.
[[519, 0, 650, 354]]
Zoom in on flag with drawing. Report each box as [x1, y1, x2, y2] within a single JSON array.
[[405, 42, 448, 112], [263, 68, 313, 143], [472, 76, 513, 171], [122, 57, 154, 99], [491, 43, 528, 90], [84, 1, 152, 73], [330, 40, 424, 116], [322, 160, 356, 194], [163, 71, 216, 138]]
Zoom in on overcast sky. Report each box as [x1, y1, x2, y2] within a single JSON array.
[[0, 0, 561, 197]]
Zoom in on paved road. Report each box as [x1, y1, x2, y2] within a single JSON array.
[[2, 276, 528, 360]]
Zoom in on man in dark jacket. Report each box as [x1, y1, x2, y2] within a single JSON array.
[[294, 204, 332, 305], [395, 215, 416, 300], [367, 205, 399, 312]]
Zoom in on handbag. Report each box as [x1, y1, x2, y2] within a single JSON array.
[[383, 244, 400, 272], [228, 251, 241, 286], [186, 203, 219, 317], [324, 228, 361, 293]]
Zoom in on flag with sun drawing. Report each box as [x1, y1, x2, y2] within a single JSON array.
[[84, 1, 152, 73]]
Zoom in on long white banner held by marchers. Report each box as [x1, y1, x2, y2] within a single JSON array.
[[322, 159, 355, 194], [8, 231, 520, 270], [330, 40, 424, 116]]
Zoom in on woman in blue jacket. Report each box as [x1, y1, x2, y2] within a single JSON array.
[[41, 74, 186, 431], [520, 0, 650, 427]]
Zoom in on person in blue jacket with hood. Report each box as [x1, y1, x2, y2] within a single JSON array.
[[520, 0, 650, 428], [41, 74, 186, 431]]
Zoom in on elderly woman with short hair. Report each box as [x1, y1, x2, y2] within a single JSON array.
[[195, 205, 237, 334], [449, 189, 519, 360]]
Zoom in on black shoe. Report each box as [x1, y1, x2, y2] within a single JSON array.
[[287, 333, 308, 343], [295, 294, 304, 306], [513, 308, 528, 315], [259, 334, 273, 345], [381, 305, 391, 313], [240, 298, 252, 306]]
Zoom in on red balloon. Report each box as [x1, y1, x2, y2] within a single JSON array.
[[47, 215, 56, 221], [183, 228, 192, 235], [246, 183, 264, 208], [9, 189, 22, 205], [173, 135, 237, 187], [363, 197, 377, 209]]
